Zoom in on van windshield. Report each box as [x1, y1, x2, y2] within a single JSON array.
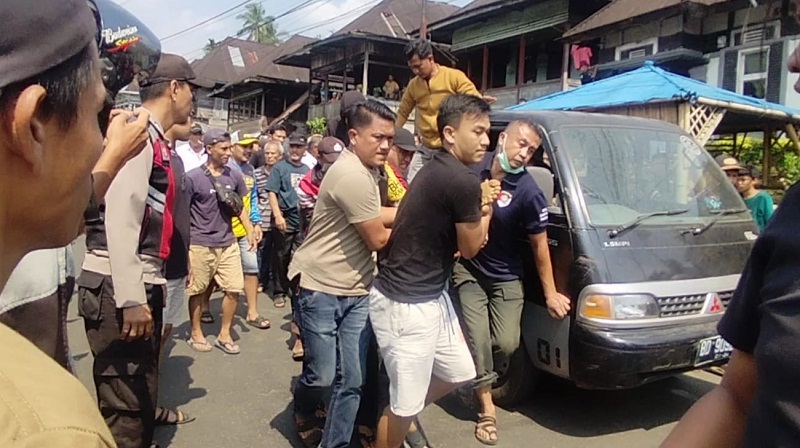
[[561, 126, 747, 227]]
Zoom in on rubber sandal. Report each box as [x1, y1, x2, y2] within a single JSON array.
[[186, 338, 213, 352], [292, 341, 305, 361], [200, 311, 214, 323], [155, 406, 196, 426], [295, 415, 323, 448], [246, 315, 271, 329], [475, 414, 499, 446], [274, 296, 287, 308], [406, 419, 432, 448], [357, 426, 375, 448], [215, 339, 241, 355]]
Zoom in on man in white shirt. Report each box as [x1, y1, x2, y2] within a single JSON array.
[[176, 122, 206, 171]]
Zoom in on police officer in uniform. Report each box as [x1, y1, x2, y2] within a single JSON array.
[[78, 52, 208, 448]]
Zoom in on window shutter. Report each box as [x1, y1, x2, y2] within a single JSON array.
[[766, 41, 784, 103], [722, 49, 737, 92]]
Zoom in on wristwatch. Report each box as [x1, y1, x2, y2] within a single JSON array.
[[83, 177, 104, 225]]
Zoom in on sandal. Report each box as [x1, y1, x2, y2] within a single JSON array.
[[215, 339, 241, 355], [274, 295, 287, 308], [475, 414, 498, 446], [292, 340, 305, 361], [295, 415, 322, 448], [406, 419, 432, 448], [200, 311, 214, 323], [246, 315, 271, 329], [186, 338, 213, 352], [357, 426, 375, 448], [155, 406, 196, 426]]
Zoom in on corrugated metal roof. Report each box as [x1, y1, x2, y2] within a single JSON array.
[[334, 0, 459, 38], [191, 35, 314, 86], [564, 0, 732, 39]]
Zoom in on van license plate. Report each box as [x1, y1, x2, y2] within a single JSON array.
[[694, 336, 733, 366]]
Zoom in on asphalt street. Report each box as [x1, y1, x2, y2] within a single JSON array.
[[67, 238, 721, 448]]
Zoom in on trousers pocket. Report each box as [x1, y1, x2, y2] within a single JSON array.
[[76, 271, 105, 321]]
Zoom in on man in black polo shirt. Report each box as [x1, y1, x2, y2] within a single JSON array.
[[370, 94, 501, 448]]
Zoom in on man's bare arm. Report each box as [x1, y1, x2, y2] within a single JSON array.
[[354, 217, 391, 251], [92, 109, 151, 200], [661, 349, 756, 448]]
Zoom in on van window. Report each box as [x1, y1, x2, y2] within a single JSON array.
[[561, 126, 746, 226]]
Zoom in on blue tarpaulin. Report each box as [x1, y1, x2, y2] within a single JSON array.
[[508, 61, 800, 120]]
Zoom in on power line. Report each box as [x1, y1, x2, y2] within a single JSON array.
[[178, 0, 322, 59], [160, 0, 254, 42]]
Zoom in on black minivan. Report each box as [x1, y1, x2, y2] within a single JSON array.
[[488, 110, 756, 405]]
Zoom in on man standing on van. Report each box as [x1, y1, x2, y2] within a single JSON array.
[[370, 94, 501, 448], [396, 39, 491, 183], [452, 119, 571, 445]]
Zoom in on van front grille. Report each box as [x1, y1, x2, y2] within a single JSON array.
[[656, 291, 733, 318]]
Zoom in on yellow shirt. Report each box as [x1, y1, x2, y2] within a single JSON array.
[[0, 323, 116, 447], [396, 65, 480, 149]]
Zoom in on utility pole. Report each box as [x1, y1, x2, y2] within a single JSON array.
[[420, 0, 428, 39]]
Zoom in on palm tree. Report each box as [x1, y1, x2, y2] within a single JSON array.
[[237, 3, 280, 44], [203, 38, 219, 56]]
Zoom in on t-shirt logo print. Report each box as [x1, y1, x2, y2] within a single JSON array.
[[497, 191, 513, 208]]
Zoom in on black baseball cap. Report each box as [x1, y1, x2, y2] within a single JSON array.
[[0, 0, 96, 90], [190, 123, 204, 135], [393, 127, 419, 152], [203, 129, 230, 146], [289, 133, 308, 146], [139, 53, 214, 89]]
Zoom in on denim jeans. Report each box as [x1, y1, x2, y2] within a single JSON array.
[[293, 288, 371, 448]]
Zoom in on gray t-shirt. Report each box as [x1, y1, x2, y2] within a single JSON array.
[[186, 165, 247, 248]]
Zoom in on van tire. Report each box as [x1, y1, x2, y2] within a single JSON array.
[[491, 339, 539, 407]]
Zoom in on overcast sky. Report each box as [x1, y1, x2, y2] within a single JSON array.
[[112, 0, 472, 61]]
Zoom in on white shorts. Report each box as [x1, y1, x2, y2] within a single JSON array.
[[369, 287, 476, 417], [164, 277, 187, 326]]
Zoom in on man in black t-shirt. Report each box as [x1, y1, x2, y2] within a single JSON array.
[[663, 25, 800, 448], [370, 94, 501, 448]]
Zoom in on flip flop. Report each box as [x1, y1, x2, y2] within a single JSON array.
[[292, 342, 305, 361], [200, 311, 214, 324], [186, 338, 213, 352], [155, 407, 196, 426], [274, 296, 287, 308], [246, 315, 271, 330], [215, 339, 241, 355]]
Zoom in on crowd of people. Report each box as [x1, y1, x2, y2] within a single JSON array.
[[3, 1, 800, 448]]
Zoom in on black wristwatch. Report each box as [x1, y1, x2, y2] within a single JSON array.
[[83, 177, 104, 225]]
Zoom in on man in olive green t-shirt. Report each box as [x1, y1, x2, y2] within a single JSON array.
[[287, 100, 396, 448]]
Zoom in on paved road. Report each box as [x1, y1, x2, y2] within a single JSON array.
[[67, 239, 720, 448]]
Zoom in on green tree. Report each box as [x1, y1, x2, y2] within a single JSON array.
[[203, 38, 219, 56], [237, 4, 280, 44]]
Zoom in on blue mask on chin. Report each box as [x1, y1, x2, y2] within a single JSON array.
[[496, 137, 525, 174]]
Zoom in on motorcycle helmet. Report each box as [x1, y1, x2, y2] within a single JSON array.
[[88, 0, 160, 96]]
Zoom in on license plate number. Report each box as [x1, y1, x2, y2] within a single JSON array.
[[695, 336, 733, 366]]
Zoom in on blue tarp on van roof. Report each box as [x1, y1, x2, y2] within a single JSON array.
[[508, 61, 800, 119]]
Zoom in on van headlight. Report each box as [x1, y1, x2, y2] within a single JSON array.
[[580, 294, 660, 320]]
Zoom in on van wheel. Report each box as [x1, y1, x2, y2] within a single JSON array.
[[491, 339, 539, 407]]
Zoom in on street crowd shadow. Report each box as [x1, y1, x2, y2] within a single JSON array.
[[153, 317, 208, 447], [435, 372, 717, 438], [269, 374, 307, 448]]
